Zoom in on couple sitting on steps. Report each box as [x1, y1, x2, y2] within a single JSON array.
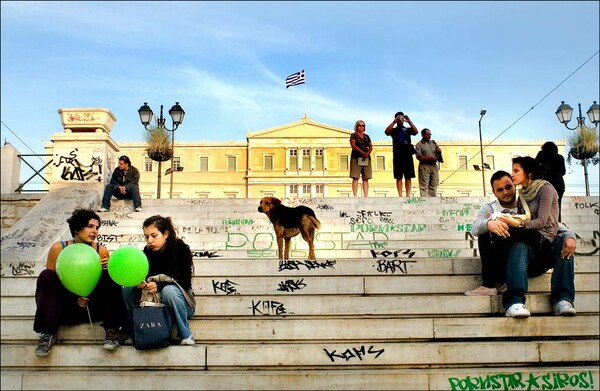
[[465, 156, 577, 318]]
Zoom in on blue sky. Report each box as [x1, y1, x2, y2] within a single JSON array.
[[1, 1, 599, 194]]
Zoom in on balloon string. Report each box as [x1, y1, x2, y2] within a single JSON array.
[[86, 305, 97, 343]]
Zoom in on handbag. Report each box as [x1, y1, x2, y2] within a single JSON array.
[[131, 289, 171, 350]]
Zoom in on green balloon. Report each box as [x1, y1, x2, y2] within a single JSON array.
[[56, 243, 102, 297], [108, 247, 149, 287]]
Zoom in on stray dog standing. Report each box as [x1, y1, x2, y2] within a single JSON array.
[[257, 197, 321, 260]]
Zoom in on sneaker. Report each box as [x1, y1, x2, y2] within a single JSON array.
[[97, 207, 109, 212], [122, 337, 133, 346], [464, 286, 497, 296], [102, 329, 119, 351], [134, 207, 143, 212], [181, 336, 195, 346], [35, 333, 58, 357], [505, 303, 530, 318], [554, 300, 577, 316]]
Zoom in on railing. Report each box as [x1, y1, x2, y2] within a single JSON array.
[[14, 154, 54, 193]]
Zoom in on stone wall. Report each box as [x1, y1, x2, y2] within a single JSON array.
[[0, 194, 43, 229]]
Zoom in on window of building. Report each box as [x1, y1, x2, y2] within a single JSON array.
[[376, 155, 385, 171], [227, 156, 236, 172], [225, 193, 237, 198], [315, 184, 324, 197], [485, 155, 495, 170], [289, 184, 298, 196], [374, 191, 388, 197], [302, 184, 311, 197], [144, 157, 153, 172], [262, 191, 275, 197], [338, 191, 351, 197], [302, 148, 310, 170], [289, 149, 298, 170], [339, 154, 349, 170], [314, 148, 324, 170], [196, 193, 209, 198], [263, 155, 274, 171], [173, 157, 181, 170], [199, 156, 208, 172], [458, 155, 468, 170]]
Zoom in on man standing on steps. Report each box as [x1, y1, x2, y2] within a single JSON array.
[[465, 170, 577, 318], [414, 128, 442, 197], [385, 111, 418, 197], [98, 155, 142, 212]]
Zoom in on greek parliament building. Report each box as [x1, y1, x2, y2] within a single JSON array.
[[17, 108, 559, 198]]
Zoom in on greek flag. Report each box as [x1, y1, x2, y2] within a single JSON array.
[[285, 70, 305, 88]]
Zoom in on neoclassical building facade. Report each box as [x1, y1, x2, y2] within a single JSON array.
[[40, 108, 559, 198]]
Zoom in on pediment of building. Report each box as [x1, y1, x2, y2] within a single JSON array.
[[247, 116, 353, 140]]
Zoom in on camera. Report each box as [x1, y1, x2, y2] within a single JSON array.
[[436, 150, 444, 163]]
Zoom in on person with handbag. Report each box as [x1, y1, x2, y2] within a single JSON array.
[[122, 215, 196, 346], [33, 209, 126, 356], [349, 120, 373, 197]]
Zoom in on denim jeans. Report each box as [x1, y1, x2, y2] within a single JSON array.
[[101, 183, 142, 209], [502, 234, 575, 310], [123, 285, 195, 340]]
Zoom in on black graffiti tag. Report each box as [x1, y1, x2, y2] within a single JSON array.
[[212, 279, 238, 295], [324, 345, 385, 362], [277, 278, 307, 292]]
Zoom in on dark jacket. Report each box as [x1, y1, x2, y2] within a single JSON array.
[[144, 239, 193, 291], [109, 166, 140, 187]]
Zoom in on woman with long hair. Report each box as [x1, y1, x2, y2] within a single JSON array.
[[122, 215, 195, 345]]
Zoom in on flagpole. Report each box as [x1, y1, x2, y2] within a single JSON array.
[[304, 71, 307, 117]]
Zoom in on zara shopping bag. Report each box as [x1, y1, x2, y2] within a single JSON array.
[[131, 290, 170, 350]]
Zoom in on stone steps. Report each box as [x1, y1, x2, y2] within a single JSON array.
[[3, 367, 598, 390], [1, 192, 598, 390]]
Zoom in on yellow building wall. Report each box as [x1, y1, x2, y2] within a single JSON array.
[[110, 117, 561, 199]]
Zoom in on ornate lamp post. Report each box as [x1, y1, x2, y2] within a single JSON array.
[[555, 101, 600, 196], [478, 109, 487, 196], [138, 102, 185, 199]]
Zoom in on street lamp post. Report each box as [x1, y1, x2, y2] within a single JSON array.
[[138, 102, 185, 199], [478, 109, 487, 196], [555, 101, 600, 196]]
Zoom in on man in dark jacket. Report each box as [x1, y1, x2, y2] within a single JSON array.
[[98, 155, 142, 212]]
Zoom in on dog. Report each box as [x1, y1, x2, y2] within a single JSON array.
[[258, 197, 321, 260]]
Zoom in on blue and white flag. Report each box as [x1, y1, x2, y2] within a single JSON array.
[[285, 70, 305, 88]]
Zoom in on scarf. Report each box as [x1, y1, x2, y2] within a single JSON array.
[[519, 179, 550, 203]]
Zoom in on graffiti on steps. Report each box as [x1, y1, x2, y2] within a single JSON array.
[[374, 259, 417, 274], [192, 251, 221, 259], [448, 370, 595, 390], [323, 345, 385, 362], [572, 200, 599, 215], [250, 300, 287, 316], [212, 279, 238, 295], [277, 278, 307, 292], [405, 197, 426, 204], [371, 249, 416, 259], [222, 219, 255, 225], [278, 260, 336, 271], [428, 249, 461, 258], [341, 210, 394, 225], [1, 261, 35, 277], [226, 231, 390, 252], [187, 199, 214, 205], [574, 230, 599, 257]]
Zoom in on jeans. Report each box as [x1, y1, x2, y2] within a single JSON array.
[[123, 285, 195, 340], [101, 183, 142, 209], [502, 234, 575, 310]]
